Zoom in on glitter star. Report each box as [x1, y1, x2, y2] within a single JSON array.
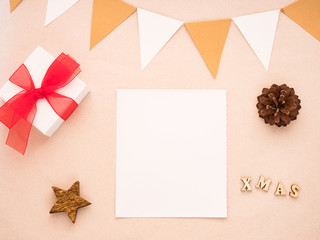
[[49, 181, 91, 223]]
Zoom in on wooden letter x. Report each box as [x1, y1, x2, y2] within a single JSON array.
[[241, 177, 252, 192]]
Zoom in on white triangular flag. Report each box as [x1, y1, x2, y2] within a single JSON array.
[[137, 8, 183, 69], [233, 10, 280, 70], [45, 0, 79, 26]]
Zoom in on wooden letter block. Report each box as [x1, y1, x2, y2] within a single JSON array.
[[289, 184, 300, 198], [241, 177, 252, 192], [274, 182, 287, 196], [255, 175, 272, 192]]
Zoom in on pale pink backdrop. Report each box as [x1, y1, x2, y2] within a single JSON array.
[[0, 0, 320, 239]]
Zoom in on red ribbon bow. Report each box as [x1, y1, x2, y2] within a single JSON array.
[[0, 53, 80, 154]]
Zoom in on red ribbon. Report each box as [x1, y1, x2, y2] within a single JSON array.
[[0, 53, 81, 154]]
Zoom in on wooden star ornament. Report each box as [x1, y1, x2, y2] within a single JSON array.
[[49, 181, 91, 223]]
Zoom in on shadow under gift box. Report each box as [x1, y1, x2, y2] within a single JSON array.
[[0, 46, 89, 137]]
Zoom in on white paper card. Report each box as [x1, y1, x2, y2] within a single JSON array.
[[0, 46, 89, 137], [116, 89, 227, 217]]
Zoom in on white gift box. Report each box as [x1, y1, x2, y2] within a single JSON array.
[[0, 46, 89, 137]]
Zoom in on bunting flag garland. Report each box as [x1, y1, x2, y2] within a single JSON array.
[[8, 0, 320, 78], [282, 0, 320, 42], [90, 0, 137, 50], [45, 0, 79, 26], [233, 10, 280, 70], [10, 0, 22, 12], [185, 19, 231, 78], [137, 9, 183, 69]]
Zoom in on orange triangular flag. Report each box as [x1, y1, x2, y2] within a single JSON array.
[[185, 19, 231, 79], [10, 0, 22, 12], [90, 0, 136, 50], [282, 0, 320, 41]]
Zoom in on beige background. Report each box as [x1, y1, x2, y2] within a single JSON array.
[[0, 0, 320, 239]]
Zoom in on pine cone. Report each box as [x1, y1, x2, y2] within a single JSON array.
[[256, 84, 301, 127]]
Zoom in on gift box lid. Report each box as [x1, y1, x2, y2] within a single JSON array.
[[0, 46, 89, 137]]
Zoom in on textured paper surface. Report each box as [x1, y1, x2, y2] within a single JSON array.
[[282, 0, 320, 42], [116, 89, 227, 217], [45, 0, 79, 26], [0, 46, 89, 136], [1, 0, 320, 239], [233, 10, 280, 70], [185, 19, 231, 78], [90, 0, 136, 49], [137, 9, 183, 69]]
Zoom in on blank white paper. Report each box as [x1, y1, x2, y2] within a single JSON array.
[[116, 89, 227, 217]]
